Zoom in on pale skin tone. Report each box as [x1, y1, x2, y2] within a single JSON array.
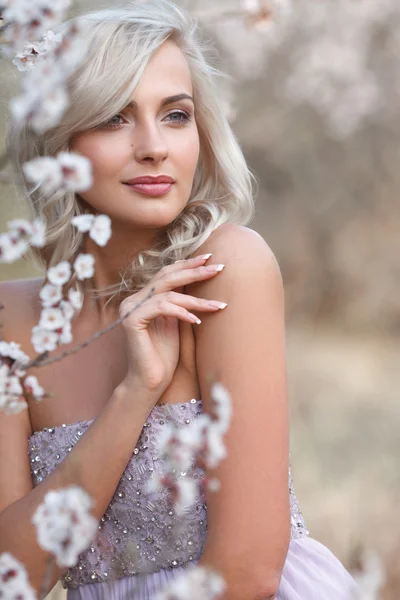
[[0, 40, 289, 599], [69, 39, 201, 324]]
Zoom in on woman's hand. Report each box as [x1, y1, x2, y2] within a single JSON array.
[[119, 254, 226, 398]]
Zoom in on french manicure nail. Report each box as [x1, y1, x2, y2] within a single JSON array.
[[205, 264, 225, 272], [199, 253, 212, 261], [208, 301, 228, 309]]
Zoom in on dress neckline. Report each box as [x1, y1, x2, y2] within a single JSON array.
[[28, 398, 203, 439]]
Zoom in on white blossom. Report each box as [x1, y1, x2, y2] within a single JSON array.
[[10, 72, 56, 122], [88, 215, 112, 247], [72, 214, 112, 247], [22, 156, 64, 196], [174, 478, 198, 515], [0, 341, 30, 365], [0, 231, 29, 264], [32, 486, 98, 568], [73, 254, 95, 280], [2, 0, 72, 52], [1, 370, 23, 397], [40, 29, 63, 53], [0, 364, 27, 414], [23, 375, 45, 401], [8, 20, 89, 133], [147, 385, 232, 511], [209, 382, 233, 434], [71, 215, 95, 233], [0, 552, 36, 599], [31, 85, 70, 134], [68, 288, 83, 310], [47, 261, 72, 286], [58, 319, 72, 344], [12, 29, 62, 72], [7, 218, 32, 237], [9, 57, 69, 134], [60, 299, 75, 321], [207, 478, 221, 492], [154, 421, 201, 473], [31, 325, 59, 354], [155, 565, 226, 600], [39, 283, 63, 308], [0, 218, 46, 264], [22, 152, 92, 196], [39, 307, 65, 331], [57, 152, 93, 192], [29, 218, 46, 247], [204, 425, 228, 469]]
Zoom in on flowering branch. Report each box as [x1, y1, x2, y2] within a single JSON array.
[[15, 285, 156, 372]]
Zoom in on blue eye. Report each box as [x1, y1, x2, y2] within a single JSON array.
[[102, 110, 191, 129], [105, 114, 125, 128], [165, 110, 191, 124]]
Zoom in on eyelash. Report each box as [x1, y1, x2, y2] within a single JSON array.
[[103, 110, 191, 129]]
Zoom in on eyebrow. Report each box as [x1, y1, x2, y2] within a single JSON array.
[[124, 93, 194, 110]]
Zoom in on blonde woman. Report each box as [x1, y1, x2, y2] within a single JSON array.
[[0, 1, 360, 598]]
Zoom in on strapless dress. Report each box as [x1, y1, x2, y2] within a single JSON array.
[[28, 399, 360, 599]]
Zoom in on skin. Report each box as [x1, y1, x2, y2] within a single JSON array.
[[0, 38, 291, 600], [70, 39, 200, 324]]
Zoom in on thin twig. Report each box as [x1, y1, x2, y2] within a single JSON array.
[[11, 286, 156, 373]]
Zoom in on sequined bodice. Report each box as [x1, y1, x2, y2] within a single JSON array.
[[28, 399, 308, 589]]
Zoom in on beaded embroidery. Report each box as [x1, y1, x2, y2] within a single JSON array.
[[27, 399, 308, 589]]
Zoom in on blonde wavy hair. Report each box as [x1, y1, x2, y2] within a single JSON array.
[[6, 0, 256, 312]]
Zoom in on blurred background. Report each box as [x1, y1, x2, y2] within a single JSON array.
[[1, 1, 399, 598]]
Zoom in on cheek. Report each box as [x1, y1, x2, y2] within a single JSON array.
[[175, 133, 200, 174], [72, 136, 127, 180]]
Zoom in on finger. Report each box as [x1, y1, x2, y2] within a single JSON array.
[[161, 291, 227, 312], [127, 297, 203, 328], [149, 254, 213, 287], [157, 263, 225, 294], [174, 253, 212, 266]]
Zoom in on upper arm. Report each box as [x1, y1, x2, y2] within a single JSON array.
[[186, 224, 290, 587], [0, 279, 33, 514]]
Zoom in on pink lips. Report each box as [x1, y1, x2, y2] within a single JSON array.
[[124, 182, 173, 196], [123, 175, 175, 197]]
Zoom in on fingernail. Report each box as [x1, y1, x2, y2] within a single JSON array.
[[208, 301, 228, 309], [205, 264, 225, 272], [198, 253, 212, 261]]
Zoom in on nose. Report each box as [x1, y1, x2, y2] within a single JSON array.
[[132, 121, 168, 164]]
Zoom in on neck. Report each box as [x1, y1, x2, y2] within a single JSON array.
[[78, 219, 164, 323]]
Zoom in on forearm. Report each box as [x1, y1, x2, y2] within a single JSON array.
[[0, 381, 156, 594], [196, 554, 280, 600]]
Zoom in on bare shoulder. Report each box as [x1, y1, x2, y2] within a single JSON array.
[[191, 223, 283, 289], [201, 223, 279, 262]]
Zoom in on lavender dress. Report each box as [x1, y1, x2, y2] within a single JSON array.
[[28, 399, 360, 599]]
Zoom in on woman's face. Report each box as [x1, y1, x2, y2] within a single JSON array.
[[70, 40, 200, 232]]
